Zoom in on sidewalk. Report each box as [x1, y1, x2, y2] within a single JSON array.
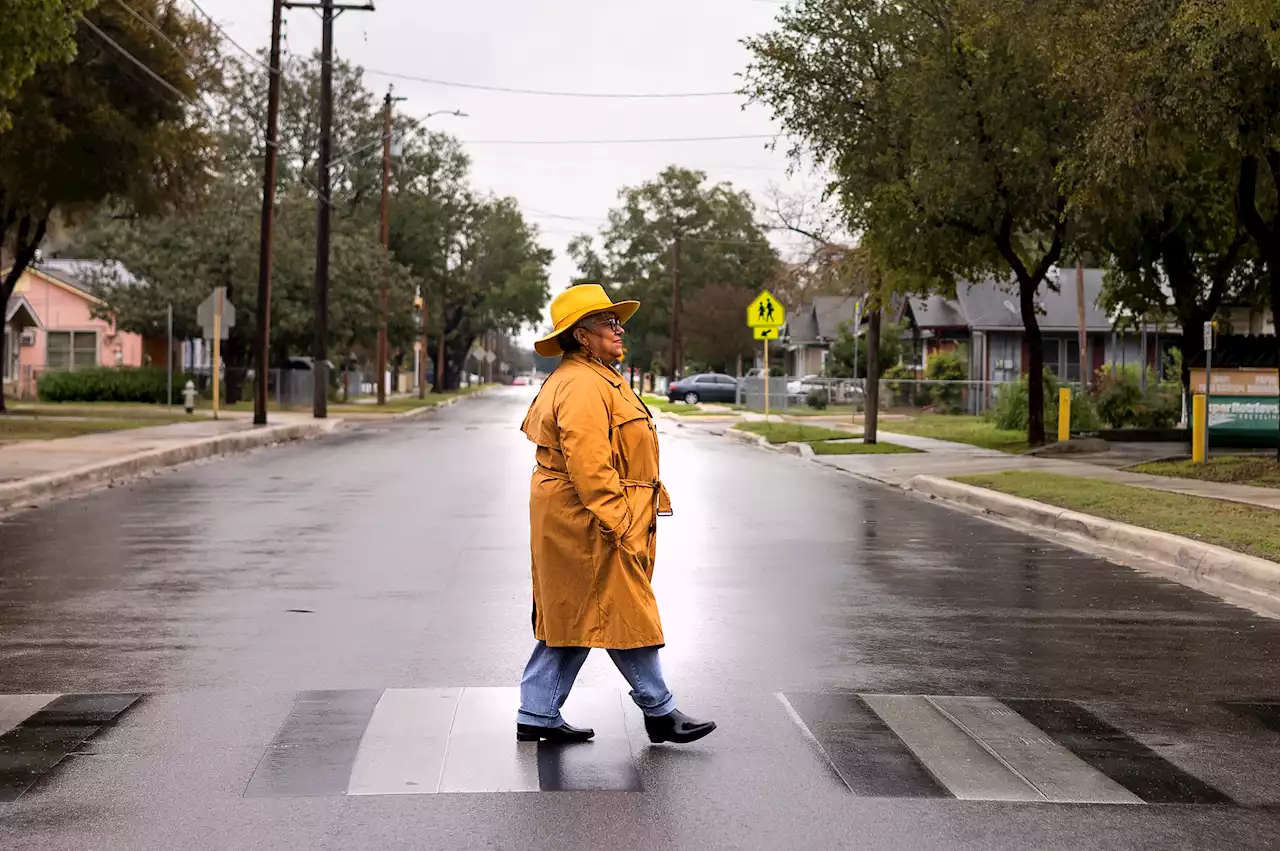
[[0, 413, 337, 512]]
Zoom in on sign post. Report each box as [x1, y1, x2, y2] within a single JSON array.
[[1203, 320, 1215, 461], [198, 287, 237, 422], [747, 291, 785, 418]]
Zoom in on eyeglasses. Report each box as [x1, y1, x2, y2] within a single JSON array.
[[589, 317, 624, 333]]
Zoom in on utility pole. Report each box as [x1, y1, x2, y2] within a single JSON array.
[[253, 0, 285, 427], [669, 234, 682, 381], [377, 87, 406, 405], [287, 0, 373, 419]]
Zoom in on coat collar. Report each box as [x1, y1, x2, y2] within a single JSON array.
[[564, 353, 652, 419], [565, 352, 623, 387]]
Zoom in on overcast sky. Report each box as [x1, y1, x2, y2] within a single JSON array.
[[196, 0, 819, 343]]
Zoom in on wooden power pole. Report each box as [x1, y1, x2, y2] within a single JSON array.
[[252, 0, 285, 427], [669, 234, 682, 380], [288, 0, 373, 419]]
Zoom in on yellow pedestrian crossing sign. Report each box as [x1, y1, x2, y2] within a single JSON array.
[[754, 326, 779, 340], [747, 290, 784, 329]]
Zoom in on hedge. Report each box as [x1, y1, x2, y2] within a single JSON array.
[[37, 367, 192, 404]]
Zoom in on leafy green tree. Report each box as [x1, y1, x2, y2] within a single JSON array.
[[0, 0, 98, 130], [681, 283, 755, 374], [0, 0, 216, 411], [744, 0, 1091, 446], [827, 319, 905, 379], [74, 180, 418, 402], [430, 196, 551, 390], [568, 166, 779, 377], [1062, 0, 1280, 451]]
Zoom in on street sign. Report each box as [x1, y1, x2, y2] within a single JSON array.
[[197, 287, 237, 340], [1203, 320, 1216, 350], [754, 326, 779, 340], [747, 290, 784, 329]]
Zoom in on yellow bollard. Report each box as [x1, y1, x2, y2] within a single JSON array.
[[1058, 387, 1071, 443], [1192, 394, 1207, 463]]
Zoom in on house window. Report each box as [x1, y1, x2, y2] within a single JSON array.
[[1064, 339, 1082, 382], [47, 331, 98, 370], [1042, 338, 1062, 376]]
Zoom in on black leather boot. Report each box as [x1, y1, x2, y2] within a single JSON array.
[[644, 709, 717, 744], [516, 721, 595, 743]]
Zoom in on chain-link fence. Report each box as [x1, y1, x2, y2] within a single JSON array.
[[736, 375, 1035, 416]]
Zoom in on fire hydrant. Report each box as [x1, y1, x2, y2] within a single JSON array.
[[182, 380, 197, 415]]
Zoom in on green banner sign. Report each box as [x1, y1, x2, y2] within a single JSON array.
[[1208, 396, 1279, 445]]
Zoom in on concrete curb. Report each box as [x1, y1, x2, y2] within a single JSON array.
[[724, 428, 771, 448], [0, 419, 340, 514], [382, 386, 497, 419], [906, 474, 1280, 615], [783, 441, 816, 458]]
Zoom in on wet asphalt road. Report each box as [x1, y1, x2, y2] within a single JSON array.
[[1, 386, 1279, 849]]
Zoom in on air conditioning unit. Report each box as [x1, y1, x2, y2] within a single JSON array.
[[19, 330, 36, 347]]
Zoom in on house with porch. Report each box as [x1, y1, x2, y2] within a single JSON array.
[[779, 296, 860, 377], [899, 268, 1177, 385], [2, 259, 145, 398]]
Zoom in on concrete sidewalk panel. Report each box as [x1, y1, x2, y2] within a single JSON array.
[[0, 420, 338, 514]]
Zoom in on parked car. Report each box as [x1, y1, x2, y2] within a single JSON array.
[[667, 373, 739, 404]]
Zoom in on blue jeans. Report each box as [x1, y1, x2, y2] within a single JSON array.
[[516, 641, 677, 727]]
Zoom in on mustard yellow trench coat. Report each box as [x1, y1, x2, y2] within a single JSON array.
[[520, 352, 672, 649]]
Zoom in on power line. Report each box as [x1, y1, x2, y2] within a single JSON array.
[[114, 0, 196, 69], [460, 133, 777, 146], [361, 68, 737, 99], [185, 0, 275, 71], [79, 16, 208, 114]]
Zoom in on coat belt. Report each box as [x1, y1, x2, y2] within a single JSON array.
[[534, 464, 663, 541]]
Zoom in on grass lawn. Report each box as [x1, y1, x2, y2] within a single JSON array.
[[955, 471, 1280, 562], [1133, 456, 1280, 489], [810, 440, 920, 455], [885, 414, 1029, 453], [788, 405, 856, 418], [734, 421, 853, 444], [642, 395, 698, 415], [0, 417, 158, 440], [224, 384, 491, 415], [9, 402, 198, 422]]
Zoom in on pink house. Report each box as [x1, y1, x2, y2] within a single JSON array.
[[2, 259, 144, 398]]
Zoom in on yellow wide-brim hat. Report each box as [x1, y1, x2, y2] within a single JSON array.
[[534, 283, 640, 357]]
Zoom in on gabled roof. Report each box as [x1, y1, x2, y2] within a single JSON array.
[[4, 295, 42, 329], [908, 269, 1116, 333], [785, 296, 860, 343], [35, 258, 139, 294], [813, 296, 859, 339]]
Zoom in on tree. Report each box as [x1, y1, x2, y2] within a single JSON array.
[[73, 180, 418, 403], [568, 166, 780, 377], [1061, 0, 1280, 452], [428, 196, 551, 390], [827, 319, 905, 380], [744, 0, 1090, 446], [682, 284, 755, 373], [0, 0, 98, 131], [0, 0, 216, 411]]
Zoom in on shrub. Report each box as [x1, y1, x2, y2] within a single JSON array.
[[883, 363, 925, 407], [1096, 365, 1144, 428], [37, 367, 191, 404], [925, 347, 968, 413], [806, 389, 829, 410], [990, 369, 1100, 434], [1094, 364, 1181, 429]]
